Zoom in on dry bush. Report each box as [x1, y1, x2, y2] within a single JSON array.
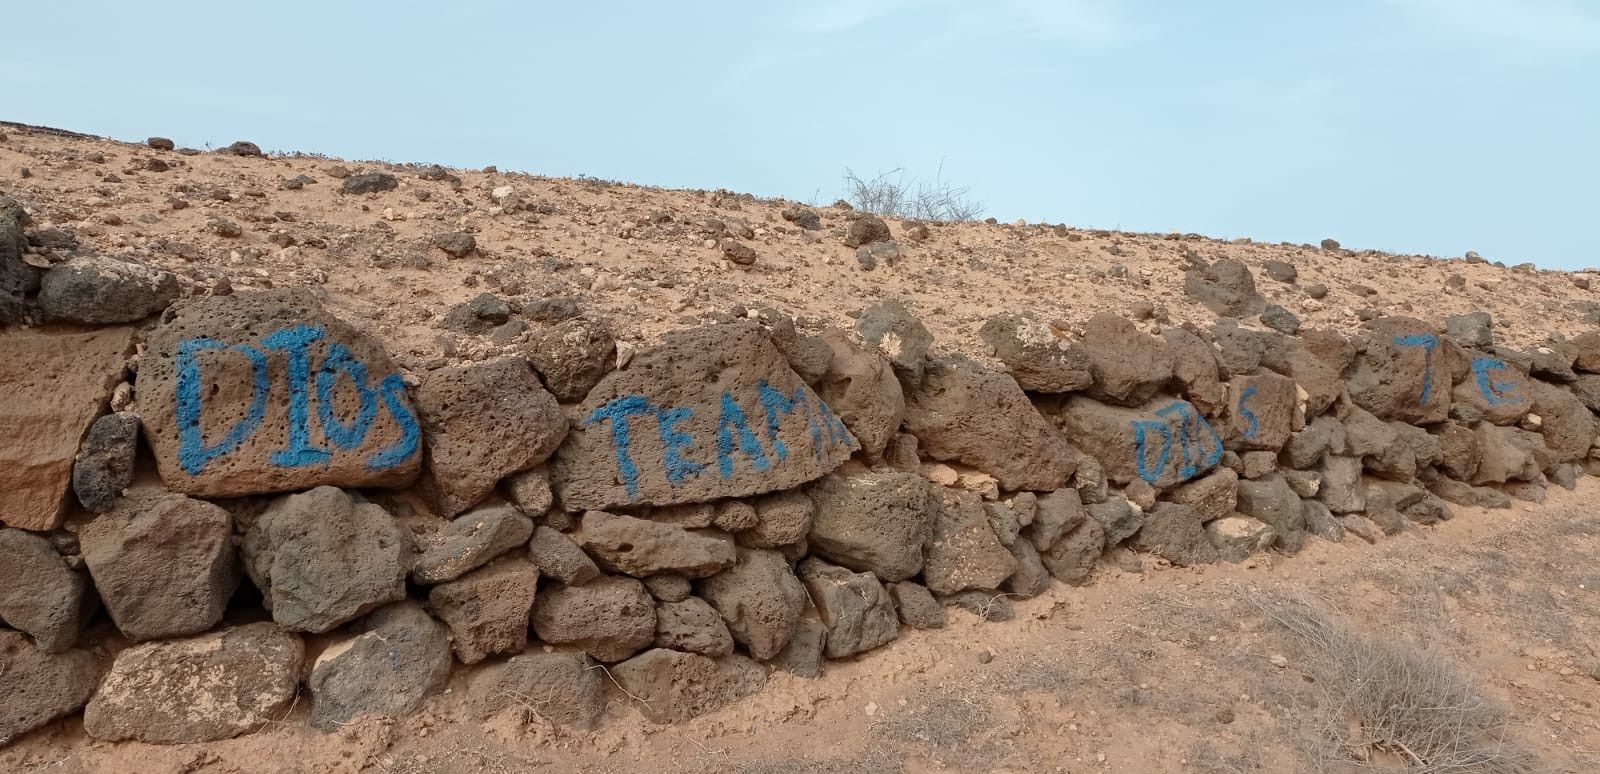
[[1250, 594, 1552, 774], [842, 165, 984, 222]]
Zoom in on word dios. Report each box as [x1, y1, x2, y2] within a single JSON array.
[[175, 324, 420, 475]]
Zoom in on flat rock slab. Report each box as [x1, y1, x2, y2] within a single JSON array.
[[468, 649, 604, 729], [84, 622, 303, 744], [139, 290, 422, 498], [904, 355, 1077, 491], [552, 322, 857, 511], [0, 326, 134, 529]]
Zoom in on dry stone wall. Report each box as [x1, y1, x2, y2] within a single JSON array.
[[4, 192, 1600, 744]]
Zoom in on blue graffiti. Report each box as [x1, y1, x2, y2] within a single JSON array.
[[657, 406, 704, 485], [585, 396, 654, 500], [176, 338, 270, 475], [1131, 401, 1222, 485], [1237, 384, 1260, 440], [174, 325, 421, 476], [1471, 357, 1523, 407], [1394, 334, 1439, 404], [583, 386, 855, 501]]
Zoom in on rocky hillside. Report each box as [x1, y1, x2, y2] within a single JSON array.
[[2, 123, 1599, 774]]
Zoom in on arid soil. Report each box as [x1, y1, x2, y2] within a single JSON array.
[[2, 124, 1599, 773]]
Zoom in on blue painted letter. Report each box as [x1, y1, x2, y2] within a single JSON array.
[[1394, 334, 1439, 404], [366, 373, 421, 471], [716, 391, 771, 479], [263, 324, 332, 468], [585, 395, 654, 500], [315, 342, 379, 450], [657, 406, 705, 485], [175, 337, 270, 475], [1237, 384, 1260, 440], [1471, 357, 1522, 407]]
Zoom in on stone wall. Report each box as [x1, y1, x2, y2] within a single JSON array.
[[5, 203, 1600, 744]]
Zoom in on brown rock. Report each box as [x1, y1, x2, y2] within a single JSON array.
[[80, 490, 239, 642], [83, 623, 303, 744], [1079, 313, 1176, 406], [414, 358, 568, 517], [427, 558, 539, 664], [531, 575, 656, 662], [138, 290, 421, 499], [904, 355, 1077, 491], [608, 648, 766, 723], [576, 510, 736, 578], [0, 530, 92, 652], [0, 632, 101, 745], [1057, 395, 1222, 490], [551, 322, 857, 510], [700, 546, 806, 660], [923, 487, 1017, 596], [0, 326, 134, 529]]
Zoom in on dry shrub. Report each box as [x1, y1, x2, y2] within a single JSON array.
[[841, 165, 984, 222], [1250, 595, 1552, 774]]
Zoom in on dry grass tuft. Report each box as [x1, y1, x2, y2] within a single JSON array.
[[1250, 594, 1552, 774]]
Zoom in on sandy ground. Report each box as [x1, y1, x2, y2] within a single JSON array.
[[5, 477, 1598, 774], [3, 124, 1600, 773]]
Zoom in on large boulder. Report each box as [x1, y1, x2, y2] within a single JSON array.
[[531, 574, 656, 662], [1132, 503, 1220, 565], [411, 505, 533, 584], [0, 632, 101, 745], [525, 317, 616, 403], [1161, 326, 1225, 414], [1165, 468, 1238, 522], [241, 486, 410, 633], [700, 547, 806, 660], [1259, 336, 1345, 418], [807, 471, 933, 581], [813, 328, 904, 459], [37, 255, 179, 324], [903, 355, 1077, 491], [138, 290, 422, 498], [653, 597, 735, 656], [1078, 313, 1175, 406], [923, 487, 1017, 596], [1451, 353, 1533, 425], [527, 524, 601, 585], [1472, 423, 1542, 485], [80, 490, 238, 641], [1346, 317, 1450, 423], [1022, 487, 1087, 551], [0, 326, 134, 529], [797, 558, 901, 658], [551, 322, 857, 510], [608, 648, 766, 723], [413, 358, 568, 516], [83, 623, 303, 744], [1529, 381, 1595, 463], [576, 510, 736, 578], [0, 529, 92, 652], [855, 299, 934, 390], [1057, 396, 1222, 490], [978, 313, 1094, 393], [427, 557, 539, 664], [1218, 372, 1296, 451], [308, 601, 452, 729], [468, 650, 604, 729], [1040, 517, 1105, 585], [71, 411, 141, 512], [739, 488, 816, 549], [1184, 259, 1262, 317], [1235, 474, 1306, 552]]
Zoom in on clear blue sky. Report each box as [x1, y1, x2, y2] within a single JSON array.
[[4, 1, 1597, 267]]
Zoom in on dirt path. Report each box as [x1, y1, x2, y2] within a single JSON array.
[[7, 476, 1598, 774]]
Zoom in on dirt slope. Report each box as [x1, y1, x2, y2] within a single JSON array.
[[0, 124, 1595, 370]]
